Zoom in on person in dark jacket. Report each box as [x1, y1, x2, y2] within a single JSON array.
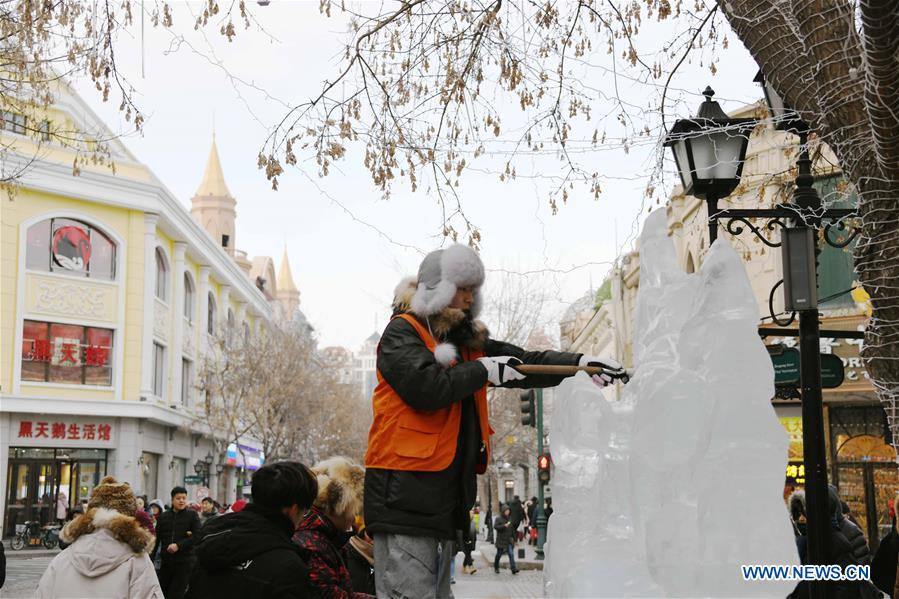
[[185, 461, 318, 599], [292, 457, 372, 599], [830, 486, 871, 566], [872, 512, 898, 597], [364, 244, 626, 598], [493, 506, 519, 574], [788, 490, 809, 564], [787, 487, 880, 599], [509, 495, 524, 542], [199, 497, 220, 526], [154, 486, 201, 599]]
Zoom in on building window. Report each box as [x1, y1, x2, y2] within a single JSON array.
[[227, 309, 235, 331], [38, 120, 51, 141], [25, 218, 116, 280], [1, 110, 27, 134], [152, 342, 165, 397], [243, 322, 250, 344], [21, 320, 114, 386], [181, 358, 193, 406], [155, 248, 168, 301], [183, 273, 195, 321], [207, 293, 216, 335]]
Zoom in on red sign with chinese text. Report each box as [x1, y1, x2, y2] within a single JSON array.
[[13, 418, 114, 447]]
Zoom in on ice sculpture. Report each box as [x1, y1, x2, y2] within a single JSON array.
[[545, 209, 799, 597]]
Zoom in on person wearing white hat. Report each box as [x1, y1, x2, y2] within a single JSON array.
[[364, 244, 624, 598]]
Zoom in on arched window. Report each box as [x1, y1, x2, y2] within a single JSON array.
[[685, 253, 696, 274], [183, 273, 195, 321], [155, 248, 168, 301], [25, 217, 116, 280], [207, 292, 217, 335], [243, 322, 250, 344], [227, 309, 235, 331]]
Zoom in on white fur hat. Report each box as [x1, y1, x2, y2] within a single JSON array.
[[410, 244, 485, 317]]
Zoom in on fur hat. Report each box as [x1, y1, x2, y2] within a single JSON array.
[[410, 244, 485, 318], [88, 476, 137, 517], [312, 457, 365, 524], [60, 507, 154, 553]]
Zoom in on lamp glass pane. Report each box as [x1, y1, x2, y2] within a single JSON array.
[[671, 138, 693, 191], [694, 131, 745, 181]]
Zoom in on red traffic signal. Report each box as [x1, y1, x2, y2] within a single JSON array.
[[537, 452, 551, 483]]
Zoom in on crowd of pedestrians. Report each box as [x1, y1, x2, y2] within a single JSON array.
[[35, 457, 375, 599]]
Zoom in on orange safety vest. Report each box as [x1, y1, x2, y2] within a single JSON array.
[[364, 313, 493, 473]]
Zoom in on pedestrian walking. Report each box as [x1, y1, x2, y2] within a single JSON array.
[[199, 496, 220, 525], [134, 495, 156, 537], [364, 244, 626, 598], [788, 490, 808, 564], [37, 476, 162, 598], [493, 506, 519, 574], [153, 485, 201, 599], [185, 461, 319, 599], [292, 456, 372, 598], [55, 491, 68, 525], [460, 516, 477, 575]]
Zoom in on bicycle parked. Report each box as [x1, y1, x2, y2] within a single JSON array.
[[10, 520, 60, 550]]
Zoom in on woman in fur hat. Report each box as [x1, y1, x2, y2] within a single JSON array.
[[292, 456, 373, 598], [37, 476, 162, 598]]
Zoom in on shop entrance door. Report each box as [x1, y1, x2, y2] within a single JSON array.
[[4, 459, 56, 533], [834, 434, 898, 553]]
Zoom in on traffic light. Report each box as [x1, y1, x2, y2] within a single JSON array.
[[537, 453, 551, 484], [520, 389, 535, 427]]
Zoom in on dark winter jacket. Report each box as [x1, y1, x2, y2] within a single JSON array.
[[494, 514, 514, 551], [184, 504, 315, 599], [344, 536, 375, 596], [871, 523, 898, 596], [509, 498, 524, 528], [153, 506, 201, 562], [292, 506, 373, 599], [830, 487, 871, 565], [364, 283, 580, 540], [788, 488, 881, 599]]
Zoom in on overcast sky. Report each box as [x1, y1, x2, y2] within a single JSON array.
[[73, 2, 764, 350]]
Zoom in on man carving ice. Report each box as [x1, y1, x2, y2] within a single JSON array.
[[364, 244, 626, 598]]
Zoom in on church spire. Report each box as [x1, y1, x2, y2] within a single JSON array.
[[276, 245, 301, 318], [278, 245, 298, 292], [194, 137, 232, 198]]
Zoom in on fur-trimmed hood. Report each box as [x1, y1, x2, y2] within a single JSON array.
[[393, 276, 490, 365], [62, 507, 155, 554]]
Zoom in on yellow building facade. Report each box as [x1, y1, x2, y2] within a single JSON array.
[[1, 83, 298, 533]]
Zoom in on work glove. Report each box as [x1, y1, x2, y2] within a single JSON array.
[[579, 355, 628, 387], [477, 356, 526, 386]]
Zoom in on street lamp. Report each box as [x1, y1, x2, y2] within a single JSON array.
[[663, 86, 755, 243], [215, 462, 225, 476], [753, 70, 805, 134]]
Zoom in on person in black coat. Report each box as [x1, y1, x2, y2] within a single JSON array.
[[493, 506, 519, 574], [154, 486, 202, 599], [509, 496, 524, 541], [872, 513, 898, 596], [185, 461, 319, 599], [830, 486, 871, 566]]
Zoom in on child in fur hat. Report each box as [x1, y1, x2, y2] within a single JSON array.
[[292, 456, 373, 598], [37, 476, 162, 598]]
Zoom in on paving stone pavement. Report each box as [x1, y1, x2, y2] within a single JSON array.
[[450, 542, 545, 599], [2, 555, 53, 597]]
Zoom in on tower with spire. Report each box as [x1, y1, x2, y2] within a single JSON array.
[[276, 246, 301, 317], [191, 135, 237, 256]]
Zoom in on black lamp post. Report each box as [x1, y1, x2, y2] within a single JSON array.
[[754, 70, 832, 599], [193, 452, 214, 487], [663, 87, 754, 243]]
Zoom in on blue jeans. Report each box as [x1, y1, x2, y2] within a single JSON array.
[[493, 545, 517, 572]]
